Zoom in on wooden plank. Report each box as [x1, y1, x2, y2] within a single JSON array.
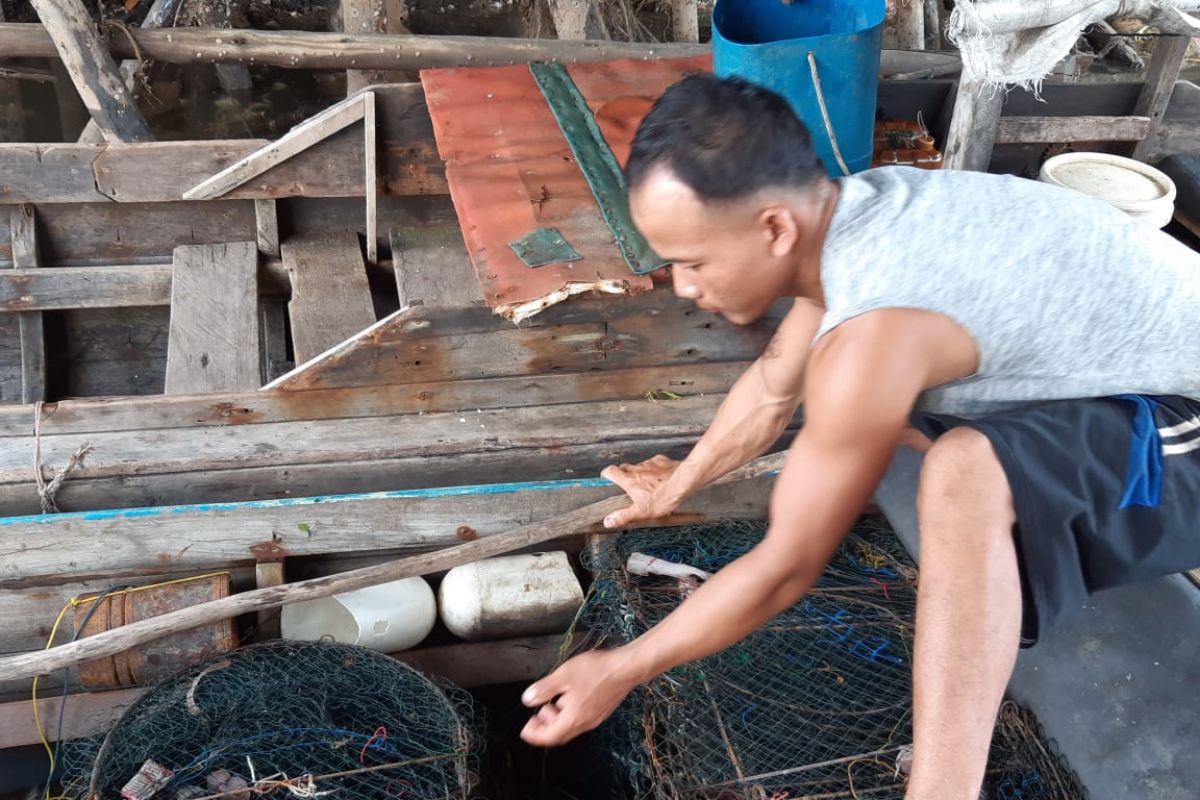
[[0, 264, 173, 311], [389, 224, 479, 307], [0, 686, 143, 748], [183, 94, 367, 201], [0, 362, 748, 436], [0, 467, 772, 584], [0, 201, 258, 266], [0, 135, 443, 205], [28, 0, 151, 143], [943, 76, 1005, 171], [365, 92, 379, 264], [254, 199, 281, 258], [164, 242, 261, 395], [78, 0, 183, 144], [282, 234, 377, 364], [0, 394, 775, 515], [267, 292, 779, 391], [994, 115, 1152, 144], [0, 454, 780, 681], [254, 561, 285, 640], [10, 204, 45, 403], [0, 23, 709, 70], [1131, 35, 1192, 162], [395, 634, 561, 687], [259, 298, 292, 385], [62, 307, 168, 399]]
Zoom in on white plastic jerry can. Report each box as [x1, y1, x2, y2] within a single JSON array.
[[438, 551, 584, 641]]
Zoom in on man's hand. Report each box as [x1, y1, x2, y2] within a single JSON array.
[[600, 454, 683, 528], [519, 649, 639, 746]]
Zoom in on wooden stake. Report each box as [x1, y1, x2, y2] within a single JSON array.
[[670, 0, 700, 44], [78, 0, 182, 144], [364, 92, 378, 264], [9, 205, 45, 403], [1130, 34, 1191, 162], [0, 452, 784, 681], [29, 0, 151, 143], [942, 76, 1004, 172]]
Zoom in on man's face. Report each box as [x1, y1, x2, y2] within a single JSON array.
[[630, 167, 801, 325]]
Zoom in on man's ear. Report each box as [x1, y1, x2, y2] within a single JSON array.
[[759, 205, 799, 258]]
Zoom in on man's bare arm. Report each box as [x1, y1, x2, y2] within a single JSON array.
[[602, 300, 822, 527], [521, 311, 946, 746]]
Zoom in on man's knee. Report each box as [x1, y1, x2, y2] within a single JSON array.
[[918, 427, 1014, 527]]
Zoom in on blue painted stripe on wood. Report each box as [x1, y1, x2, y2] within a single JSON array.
[[0, 476, 617, 527]]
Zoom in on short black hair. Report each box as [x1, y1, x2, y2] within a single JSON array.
[[625, 73, 825, 201]]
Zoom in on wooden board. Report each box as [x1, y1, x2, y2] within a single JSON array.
[[164, 242, 261, 394], [0, 394, 793, 514], [1131, 34, 1192, 162], [0, 686, 143, 748], [282, 234, 378, 364], [395, 634, 562, 688], [389, 223, 479, 307], [0, 264, 173, 311], [267, 290, 780, 391], [0, 362, 747, 436], [8, 204, 44, 403], [994, 115, 1151, 144], [0, 470, 772, 584], [27, 0, 151, 143], [62, 306, 169, 398]]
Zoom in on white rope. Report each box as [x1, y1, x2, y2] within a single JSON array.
[[807, 51, 851, 177]]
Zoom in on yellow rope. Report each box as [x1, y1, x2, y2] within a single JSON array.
[[32, 572, 232, 771]]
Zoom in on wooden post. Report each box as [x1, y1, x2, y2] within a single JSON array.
[[942, 76, 1004, 172], [547, 0, 608, 40], [364, 93, 378, 264], [254, 559, 286, 640], [341, 0, 412, 94], [923, 0, 943, 51], [190, 0, 254, 99], [891, 0, 925, 51], [0, 5, 26, 144], [670, 0, 700, 44], [9, 205, 45, 403], [29, 0, 152, 143], [1130, 34, 1191, 163], [78, 0, 183, 144]]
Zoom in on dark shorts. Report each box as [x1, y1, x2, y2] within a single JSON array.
[[912, 395, 1200, 646]]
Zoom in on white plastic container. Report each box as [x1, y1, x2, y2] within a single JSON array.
[[438, 551, 584, 641], [280, 577, 436, 652], [1039, 152, 1177, 228]]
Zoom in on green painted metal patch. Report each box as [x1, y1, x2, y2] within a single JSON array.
[[529, 62, 669, 276], [509, 227, 583, 268]]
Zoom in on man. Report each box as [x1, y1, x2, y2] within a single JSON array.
[[518, 74, 1200, 798]]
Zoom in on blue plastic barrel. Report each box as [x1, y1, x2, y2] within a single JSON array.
[[712, 0, 886, 176]]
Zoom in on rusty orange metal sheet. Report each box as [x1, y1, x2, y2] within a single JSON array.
[[421, 56, 710, 322]]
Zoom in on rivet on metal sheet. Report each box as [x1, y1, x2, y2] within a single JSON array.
[[509, 227, 584, 268], [528, 62, 669, 276]]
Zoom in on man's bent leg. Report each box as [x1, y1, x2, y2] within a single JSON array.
[[905, 427, 1023, 800]]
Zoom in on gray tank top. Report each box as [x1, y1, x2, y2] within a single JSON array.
[[816, 166, 1200, 417]]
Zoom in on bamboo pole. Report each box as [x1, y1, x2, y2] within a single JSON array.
[[0, 452, 786, 682]]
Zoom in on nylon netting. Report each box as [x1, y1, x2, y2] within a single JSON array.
[[569, 518, 1088, 800], [60, 641, 482, 800]]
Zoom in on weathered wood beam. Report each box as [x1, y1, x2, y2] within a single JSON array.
[[1131, 34, 1192, 162], [9, 205, 45, 403], [281, 233, 376, 364], [395, 634, 562, 688], [78, 0, 183, 144], [28, 0, 152, 143], [1, 264, 173, 311], [0, 686, 142, 748], [164, 242, 261, 394], [0, 23, 958, 75], [885, 0, 925, 50], [0, 261, 287, 312], [0, 454, 780, 680], [0, 362, 748, 437], [0, 470, 772, 584], [994, 115, 1152, 144], [183, 92, 368, 200], [943, 77, 1005, 171]]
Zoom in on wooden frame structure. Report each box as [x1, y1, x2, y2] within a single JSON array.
[[1, 19, 1199, 756]]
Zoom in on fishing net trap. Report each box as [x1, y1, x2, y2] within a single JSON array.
[[571, 518, 1087, 800], [61, 640, 481, 800]]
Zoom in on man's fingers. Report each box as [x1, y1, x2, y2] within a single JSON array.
[[603, 504, 639, 529], [520, 705, 579, 748], [522, 670, 566, 707], [600, 464, 630, 485]]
